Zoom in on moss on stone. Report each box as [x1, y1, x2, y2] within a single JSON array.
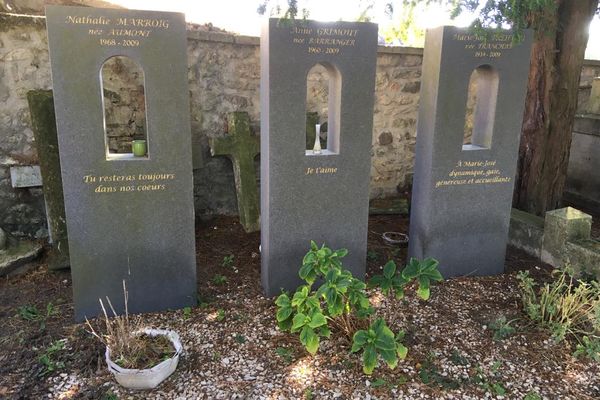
[[27, 90, 70, 270]]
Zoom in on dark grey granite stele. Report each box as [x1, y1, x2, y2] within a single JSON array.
[[260, 18, 378, 296], [46, 5, 196, 321], [408, 26, 532, 277]]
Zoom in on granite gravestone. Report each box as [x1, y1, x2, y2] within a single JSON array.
[[408, 26, 532, 277], [46, 5, 196, 320], [260, 19, 378, 295]]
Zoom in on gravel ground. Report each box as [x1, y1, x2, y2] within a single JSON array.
[[1, 215, 599, 399]]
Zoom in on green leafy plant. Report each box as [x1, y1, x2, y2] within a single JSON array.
[[18, 305, 41, 321], [38, 339, 66, 376], [472, 361, 506, 396], [234, 334, 246, 344], [18, 302, 58, 331], [418, 352, 461, 390], [449, 349, 469, 366], [102, 391, 119, 400], [489, 316, 517, 341], [216, 308, 226, 322], [303, 388, 313, 400], [370, 378, 387, 388], [275, 346, 295, 364], [182, 307, 192, 320], [368, 258, 443, 301], [517, 268, 600, 343], [573, 336, 600, 362], [351, 318, 408, 374], [367, 250, 379, 262], [212, 274, 228, 285], [523, 391, 542, 400], [275, 241, 441, 374], [222, 255, 235, 268]]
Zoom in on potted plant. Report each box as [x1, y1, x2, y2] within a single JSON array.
[[86, 282, 182, 390]]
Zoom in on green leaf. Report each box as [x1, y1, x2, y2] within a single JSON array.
[[395, 330, 406, 342], [292, 313, 307, 331], [368, 275, 385, 288], [371, 378, 387, 388], [300, 326, 319, 354], [380, 348, 398, 369], [308, 312, 327, 328], [402, 258, 420, 279], [334, 248, 348, 258], [276, 306, 293, 322], [394, 286, 405, 299], [352, 330, 369, 351], [291, 286, 309, 307], [383, 260, 397, 279], [380, 280, 392, 295], [305, 295, 320, 311], [392, 274, 409, 287], [278, 317, 292, 331], [423, 269, 444, 282], [421, 257, 439, 272], [299, 263, 316, 284], [417, 286, 430, 301], [375, 330, 396, 352], [417, 275, 431, 300], [396, 343, 408, 359], [362, 344, 378, 375], [310, 240, 319, 251], [319, 325, 331, 338], [275, 293, 290, 307], [303, 251, 316, 265], [491, 383, 506, 396]]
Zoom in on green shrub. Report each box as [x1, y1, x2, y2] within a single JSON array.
[[517, 268, 600, 343], [275, 241, 442, 374], [518, 267, 600, 362]]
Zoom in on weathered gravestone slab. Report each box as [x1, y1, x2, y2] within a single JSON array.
[[46, 5, 196, 320], [408, 26, 532, 277], [261, 19, 378, 295], [27, 90, 70, 270]]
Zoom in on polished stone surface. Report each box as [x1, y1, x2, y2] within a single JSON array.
[[408, 26, 532, 277], [46, 5, 196, 320], [261, 19, 378, 295]]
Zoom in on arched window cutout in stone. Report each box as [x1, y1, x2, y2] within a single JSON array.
[[463, 65, 498, 151], [100, 56, 148, 160], [305, 62, 342, 155]]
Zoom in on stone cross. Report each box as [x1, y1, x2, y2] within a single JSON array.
[[210, 112, 260, 233]]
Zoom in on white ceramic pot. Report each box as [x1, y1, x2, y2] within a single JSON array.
[[105, 328, 182, 390]]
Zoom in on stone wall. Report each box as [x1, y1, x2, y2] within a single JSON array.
[[0, 15, 50, 238], [1, 12, 599, 238], [578, 61, 600, 113]]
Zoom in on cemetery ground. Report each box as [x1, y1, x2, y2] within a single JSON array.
[[1, 215, 599, 400]]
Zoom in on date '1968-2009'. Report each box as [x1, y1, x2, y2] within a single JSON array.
[[99, 38, 140, 47]]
